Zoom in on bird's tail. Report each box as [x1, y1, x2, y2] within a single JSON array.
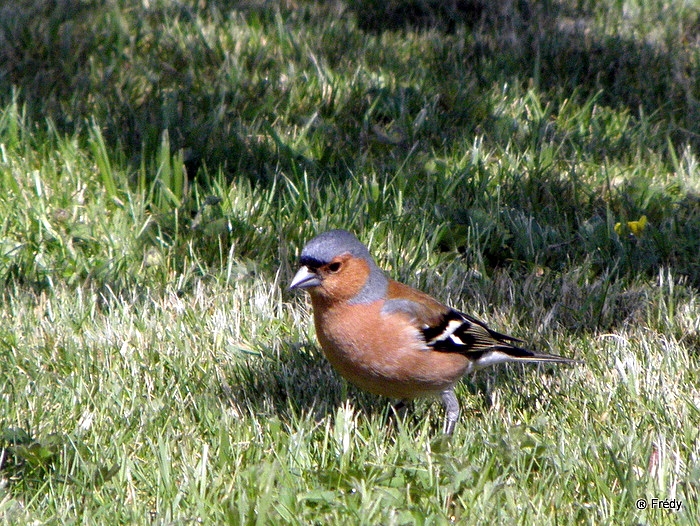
[[494, 344, 582, 364], [472, 343, 582, 370]]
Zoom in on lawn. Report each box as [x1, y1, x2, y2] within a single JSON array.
[[0, 0, 699, 523]]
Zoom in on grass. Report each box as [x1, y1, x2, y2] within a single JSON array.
[[1, 0, 699, 523]]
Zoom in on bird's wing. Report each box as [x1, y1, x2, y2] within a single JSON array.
[[382, 280, 577, 364]]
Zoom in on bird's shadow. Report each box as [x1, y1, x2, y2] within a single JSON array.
[[218, 340, 574, 434], [219, 340, 373, 427]]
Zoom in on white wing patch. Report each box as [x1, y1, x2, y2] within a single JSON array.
[[426, 319, 465, 345]]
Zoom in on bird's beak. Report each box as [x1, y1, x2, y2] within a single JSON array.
[[288, 266, 322, 290]]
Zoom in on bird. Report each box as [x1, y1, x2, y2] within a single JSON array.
[[289, 229, 579, 435]]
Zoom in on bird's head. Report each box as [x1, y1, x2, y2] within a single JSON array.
[[289, 230, 387, 304]]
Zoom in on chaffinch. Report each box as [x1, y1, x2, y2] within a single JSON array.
[[289, 229, 578, 435]]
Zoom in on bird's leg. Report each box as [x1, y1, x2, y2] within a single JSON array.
[[392, 399, 408, 413], [386, 399, 409, 428], [441, 388, 460, 435], [389, 398, 410, 419]]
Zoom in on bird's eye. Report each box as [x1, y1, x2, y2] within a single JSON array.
[[327, 262, 342, 273]]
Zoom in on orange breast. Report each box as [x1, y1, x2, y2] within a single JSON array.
[[311, 299, 470, 399]]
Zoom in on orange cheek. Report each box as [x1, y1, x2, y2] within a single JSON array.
[[313, 259, 371, 303]]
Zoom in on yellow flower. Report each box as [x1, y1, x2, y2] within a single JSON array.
[[614, 215, 648, 237]]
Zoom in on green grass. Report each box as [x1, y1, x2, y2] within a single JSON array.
[[1, 0, 699, 523]]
